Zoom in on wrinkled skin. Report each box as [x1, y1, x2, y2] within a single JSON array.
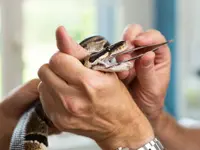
[[117, 24, 171, 123], [54, 24, 171, 126], [38, 29, 154, 149]]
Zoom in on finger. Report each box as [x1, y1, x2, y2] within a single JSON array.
[[38, 82, 55, 119], [38, 83, 90, 131], [133, 29, 171, 64], [49, 52, 94, 85], [38, 64, 82, 111], [38, 82, 70, 132], [122, 68, 136, 85], [122, 24, 143, 42], [38, 64, 69, 90], [117, 24, 143, 80], [135, 51, 158, 90], [38, 82, 71, 118], [116, 54, 132, 80], [56, 26, 88, 60]]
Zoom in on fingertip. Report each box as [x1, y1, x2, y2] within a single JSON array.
[[56, 26, 69, 52], [55, 26, 88, 60], [117, 71, 129, 80], [122, 24, 143, 42], [56, 26, 67, 39]]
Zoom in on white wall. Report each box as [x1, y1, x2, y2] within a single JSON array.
[[120, 0, 154, 30], [176, 0, 200, 119], [1, 0, 23, 97]]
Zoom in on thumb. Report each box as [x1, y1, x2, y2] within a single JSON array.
[[56, 26, 88, 60], [135, 51, 157, 89]]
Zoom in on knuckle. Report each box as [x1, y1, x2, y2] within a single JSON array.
[[38, 64, 49, 79], [146, 29, 161, 35], [124, 24, 143, 40], [153, 89, 161, 98], [37, 82, 44, 92], [28, 78, 40, 85], [66, 98, 82, 115], [126, 24, 143, 32], [49, 52, 63, 68], [131, 24, 143, 31], [89, 78, 110, 95], [146, 29, 166, 41], [151, 87, 164, 101]]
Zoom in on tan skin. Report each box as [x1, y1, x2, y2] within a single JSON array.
[[1, 24, 200, 150], [0, 79, 40, 149], [38, 53, 154, 149], [53, 25, 200, 150], [118, 24, 200, 150], [38, 26, 167, 150]]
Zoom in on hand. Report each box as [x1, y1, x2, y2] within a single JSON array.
[[55, 25, 171, 125], [117, 24, 171, 123], [38, 37, 154, 149], [0, 79, 40, 149]]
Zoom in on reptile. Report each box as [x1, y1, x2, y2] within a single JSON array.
[[9, 35, 171, 150]]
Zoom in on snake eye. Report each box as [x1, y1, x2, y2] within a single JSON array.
[[108, 41, 126, 53]]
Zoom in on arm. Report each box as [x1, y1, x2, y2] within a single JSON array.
[[117, 24, 200, 150], [0, 79, 40, 149], [151, 111, 200, 150], [38, 27, 158, 150]]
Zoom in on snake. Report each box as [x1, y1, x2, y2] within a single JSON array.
[[9, 35, 133, 150], [9, 35, 171, 150]]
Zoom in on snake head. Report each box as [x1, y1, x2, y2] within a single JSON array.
[[80, 36, 172, 73], [82, 40, 133, 72]]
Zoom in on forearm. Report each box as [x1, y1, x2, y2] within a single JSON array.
[[151, 111, 200, 150], [0, 105, 15, 150], [0, 133, 11, 150]]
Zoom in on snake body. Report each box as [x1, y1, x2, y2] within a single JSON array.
[[9, 36, 129, 150]]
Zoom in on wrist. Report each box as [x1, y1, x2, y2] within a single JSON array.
[[97, 117, 155, 150], [149, 110, 173, 137]]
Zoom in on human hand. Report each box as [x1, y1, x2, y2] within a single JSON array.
[[38, 34, 154, 149], [117, 24, 171, 124], [55, 25, 171, 126], [0, 79, 40, 149]]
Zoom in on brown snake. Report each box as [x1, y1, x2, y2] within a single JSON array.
[[9, 35, 171, 150]]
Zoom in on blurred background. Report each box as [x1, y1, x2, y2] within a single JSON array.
[[0, 0, 200, 149]]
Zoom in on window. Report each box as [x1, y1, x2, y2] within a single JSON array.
[[22, 0, 97, 82], [177, 0, 200, 119]]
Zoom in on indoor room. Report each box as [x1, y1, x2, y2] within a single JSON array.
[[0, 0, 200, 150]]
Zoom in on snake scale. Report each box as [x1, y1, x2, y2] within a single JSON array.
[[9, 35, 171, 150], [9, 35, 133, 150]]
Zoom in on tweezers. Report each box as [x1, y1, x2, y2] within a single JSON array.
[[106, 40, 173, 68]]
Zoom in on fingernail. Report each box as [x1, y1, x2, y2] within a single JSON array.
[[142, 59, 152, 67]]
